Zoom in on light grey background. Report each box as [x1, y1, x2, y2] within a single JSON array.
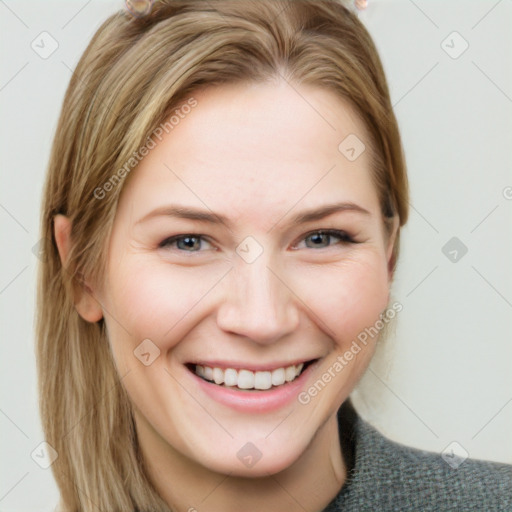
[[1, 0, 511, 510]]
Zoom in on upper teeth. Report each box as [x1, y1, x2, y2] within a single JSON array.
[[195, 363, 305, 390]]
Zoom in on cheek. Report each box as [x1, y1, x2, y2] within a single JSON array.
[[293, 253, 390, 345], [103, 258, 231, 348]]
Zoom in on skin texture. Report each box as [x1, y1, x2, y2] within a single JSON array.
[[55, 80, 398, 512]]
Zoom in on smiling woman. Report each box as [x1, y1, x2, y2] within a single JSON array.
[[36, 1, 511, 511]]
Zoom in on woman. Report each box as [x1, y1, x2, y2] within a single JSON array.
[[36, 0, 511, 510]]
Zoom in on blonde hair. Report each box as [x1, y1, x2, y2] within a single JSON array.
[[36, 1, 409, 510]]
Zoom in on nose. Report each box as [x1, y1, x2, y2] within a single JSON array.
[[216, 253, 300, 345]]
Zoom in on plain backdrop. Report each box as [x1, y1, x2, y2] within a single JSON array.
[[1, 0, 511, 510]]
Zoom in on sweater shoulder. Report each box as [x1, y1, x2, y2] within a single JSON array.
[[328, 417, 512, 512]]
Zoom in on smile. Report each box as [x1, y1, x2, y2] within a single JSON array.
[[185, 359, 319, 412], [194, 363, 306, 390]]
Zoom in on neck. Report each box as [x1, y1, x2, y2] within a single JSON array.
[[136, 411, 346, 512]]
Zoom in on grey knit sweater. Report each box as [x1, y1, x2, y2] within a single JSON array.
[[323, 400, 512, 511]]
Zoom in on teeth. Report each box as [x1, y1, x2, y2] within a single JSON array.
[[224, 368, 238, 387], [203, 366, 213, 381], [194, 363, 306, 390], [213, 367, 224, 385], [285, 365, 296, 382], [271, 367, 285, 386], [238, 369, 254, 389], [254, 371, 272, 390]]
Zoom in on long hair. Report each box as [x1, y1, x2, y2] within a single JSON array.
[[36, 1, 409, 509]]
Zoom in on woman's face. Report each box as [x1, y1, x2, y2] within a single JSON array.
[[98, 80, 397, 477]]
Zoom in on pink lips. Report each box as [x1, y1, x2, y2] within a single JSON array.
[[187, 360, 317, 413]]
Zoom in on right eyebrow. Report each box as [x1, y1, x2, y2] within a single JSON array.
[[135, 205, 230, 226]]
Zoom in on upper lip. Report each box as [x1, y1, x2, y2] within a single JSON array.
[[186, 358, 317, 372]]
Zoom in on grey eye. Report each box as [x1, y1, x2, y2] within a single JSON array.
[[301, 230, 354, 249], [160, 235, 211, 252], [176, 236, 202, 251]]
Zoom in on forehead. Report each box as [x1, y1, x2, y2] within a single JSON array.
[[116, 80, 379, 228]]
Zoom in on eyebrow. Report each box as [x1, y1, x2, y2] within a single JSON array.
[[135, 201, 371, 228]]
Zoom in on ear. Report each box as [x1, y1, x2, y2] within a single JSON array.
[[54, 214, 104, 323], [385, 216, 400, 283]]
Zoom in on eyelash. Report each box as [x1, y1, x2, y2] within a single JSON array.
[[158, 229, 358, 253]]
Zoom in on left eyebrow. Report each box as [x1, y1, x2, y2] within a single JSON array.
[[287, 202, 371, 225]]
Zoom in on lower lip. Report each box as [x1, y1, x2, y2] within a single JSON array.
[[188, 363, 316, 413]]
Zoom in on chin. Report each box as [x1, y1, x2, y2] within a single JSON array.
[[203, 448, 302, 479], [194, 429, 313, 479]]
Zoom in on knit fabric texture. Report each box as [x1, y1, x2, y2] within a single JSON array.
[[322, 400, 512, 511]]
